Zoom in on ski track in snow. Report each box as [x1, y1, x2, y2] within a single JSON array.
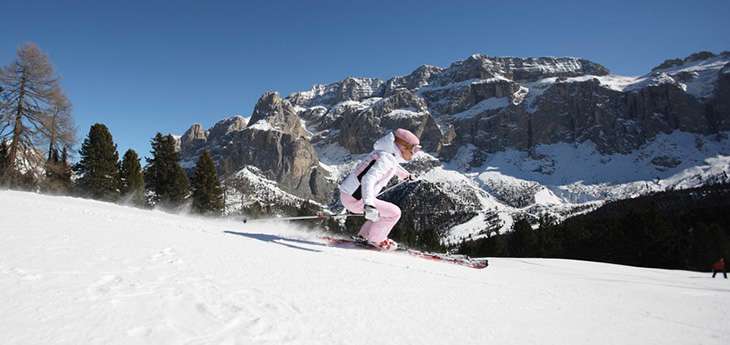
[[1, 190, 729, 345]]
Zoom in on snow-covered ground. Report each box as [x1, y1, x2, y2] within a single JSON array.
[[1, 190, 729, 345]]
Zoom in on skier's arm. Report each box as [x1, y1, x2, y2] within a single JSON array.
[[360, 156, 392, 206]]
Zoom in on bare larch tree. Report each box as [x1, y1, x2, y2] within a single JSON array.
[[0, 42, 75, 186]]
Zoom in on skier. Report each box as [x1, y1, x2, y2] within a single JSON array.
[[338, 128, 421, 250], [712, 257, 726, 279]]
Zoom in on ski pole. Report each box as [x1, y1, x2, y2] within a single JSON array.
[[242, 178, 418, 223], [377, 177, 416, 197], [242, 212, 363, 223]]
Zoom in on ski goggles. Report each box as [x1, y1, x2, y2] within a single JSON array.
[[395, 136, 422, 154], [400, 142, 421, 154]]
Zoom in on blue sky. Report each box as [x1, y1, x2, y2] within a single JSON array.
[[2, 0, 728, 160]]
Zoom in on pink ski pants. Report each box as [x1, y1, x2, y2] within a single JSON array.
[[340, 191, 402, 243]]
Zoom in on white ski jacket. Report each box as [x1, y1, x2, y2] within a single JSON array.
[[339, 132, 410, 206]]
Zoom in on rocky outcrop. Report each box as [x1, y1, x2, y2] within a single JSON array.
[[419, 77, 522, 116], [248, 92, 307, 138], [219, 128, 334, 203], [447, 103, 526, 158], [529, 79, 635, 153], [651, 155, 682, 171], [180, 123, 207, 157], [229, 93, 334, 203], [708, 62, 730, 131], [288, 77, 385, 108], [652, 51, 724, 71], [180, 93, 334, 203], [438, 52, 730, 158], [625, 82, 707, 135], [431, 55, 609, 86], [338, 88, 442, 153], [209, 116, 247, 141], [383, 65, 443, 96], [286, 52, 730, 160], [179, 116, 248, 161]]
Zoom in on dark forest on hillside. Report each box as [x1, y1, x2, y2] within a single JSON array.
[[457, 183, 730, 271]]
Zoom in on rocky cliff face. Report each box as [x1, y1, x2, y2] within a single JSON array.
[[179, 116, 248, 160], [248, 91, 308, 138], [177, 51, 730, 245], [288, 77, 385, 108], [709, 60, 730, 130], [431, 55, 609, 86], [383, 65, 443, 96], [179, 93, 335, 207], [180, 123, 207, 158], [217, 127, 334, 204], [337, 88, 442, 154], [421, 53, 728, 158]]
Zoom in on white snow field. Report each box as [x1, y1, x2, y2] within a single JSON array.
[[1, 190, 729, 345]]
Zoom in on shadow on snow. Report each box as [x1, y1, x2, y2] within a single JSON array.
[[223, 231, 327, 253]]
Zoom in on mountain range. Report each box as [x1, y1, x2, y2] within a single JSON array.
[[174, 50, 730, 245]]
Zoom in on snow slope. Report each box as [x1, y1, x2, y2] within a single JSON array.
[[1, 191, 729, 345], [458, 131, 730, 205]]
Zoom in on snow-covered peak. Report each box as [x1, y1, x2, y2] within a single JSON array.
[[287, 77, 385, 108], [433, 54, 610, 86], [623, 72, 684, 92], [634, 52, 730, 98]]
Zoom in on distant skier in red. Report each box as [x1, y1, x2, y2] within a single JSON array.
[[339, 128, 421, 250], [712, 258, 726, 279]]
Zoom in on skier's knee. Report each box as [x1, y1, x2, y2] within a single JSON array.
[[393, 206, 401, 221]]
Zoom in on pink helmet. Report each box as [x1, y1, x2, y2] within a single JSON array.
[[394, 128, 421, 153]]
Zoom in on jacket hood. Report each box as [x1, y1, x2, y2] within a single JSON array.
[[372, 132, 406, 163]]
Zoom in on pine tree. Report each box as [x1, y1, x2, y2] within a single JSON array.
[[145, 133, 189, 208], [170, 165, 190, 206], [191, 150, 224, 215], [145, 133, 166, 203], [120, 149, 145, 206], [74, 124, 120, 201], [508, 218, 537, 257]]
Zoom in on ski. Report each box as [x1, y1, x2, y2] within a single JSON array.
[[321, 236, 488, 269]]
